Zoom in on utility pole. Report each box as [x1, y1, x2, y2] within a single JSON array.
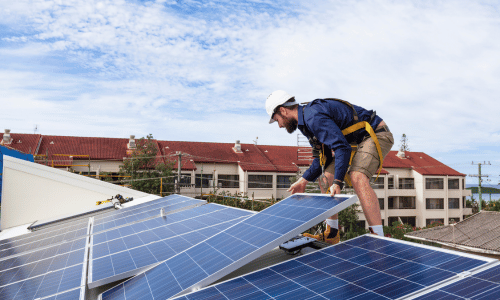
[[176, 151, 182, 194], [469, 161, 491, 212]]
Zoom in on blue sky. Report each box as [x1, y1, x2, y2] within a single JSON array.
[[1, 0, 500, 184]]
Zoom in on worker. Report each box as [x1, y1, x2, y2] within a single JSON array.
[[266, 90, 394, 244]]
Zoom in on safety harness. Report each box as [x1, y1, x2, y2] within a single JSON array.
[[301, 98, 384, 187]]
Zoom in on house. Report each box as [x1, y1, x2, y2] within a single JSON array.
[[0, 129, 471, 228]]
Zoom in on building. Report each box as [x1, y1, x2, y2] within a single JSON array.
[[0, 129, 471, 228]]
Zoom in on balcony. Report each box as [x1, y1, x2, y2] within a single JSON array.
[[387, 189, 416, 197]]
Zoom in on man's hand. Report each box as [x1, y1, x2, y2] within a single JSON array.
[[288, 177, 308, 194], [329, 183, 341, 197]]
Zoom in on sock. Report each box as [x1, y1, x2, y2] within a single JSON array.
[[369, 225, 384, 236], [325, 219, 338, 229], [325, 219, 338, 239]]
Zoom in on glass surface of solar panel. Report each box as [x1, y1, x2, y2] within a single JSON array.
[[171, 235, 491, 300], [92, 198, 205, 234], [0, 247, 85, 288], [89, 203, 253, 288], [414, 264, 500, 300], [99, 193, 359, 300], [37, 286, 85, 300]]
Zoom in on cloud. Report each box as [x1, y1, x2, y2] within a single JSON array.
[[1, 0, 500, 179]]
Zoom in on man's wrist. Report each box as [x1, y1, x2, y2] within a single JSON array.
[[332, 179, 344, 190]]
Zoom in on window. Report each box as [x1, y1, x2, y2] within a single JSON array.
[[356, 220, 366, 230], [378, 198, 384, 210], [426, 219, 444, 227], [399, 178, 414, 189], [448, 179, 459, 189], [449, 198, 460, 209], [218, 175, 239, 188], [388, 216, 416, 227], [195, 174, 213, 188], [388, 177, 395, 189], [372, 177, 384, 189], [426, 178, 443, 189], [449, 218, 460, 224], [399, 197, 416, 209], [277, 175, 292, 189], [388, 197, 396, 209], [178, 173, 192, 187], [248, 175, 273, 188], [426, 198, 444, 209]]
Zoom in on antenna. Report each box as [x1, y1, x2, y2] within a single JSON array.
[[34, 124, 38, 134]]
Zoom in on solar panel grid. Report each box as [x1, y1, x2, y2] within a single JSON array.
[[0, 224, 89, 300], [99, 194, 359, 300], [171, 235, 490, 300], [92, 195, 189, 224], [414, 264, 500, 300], [0, 234, 88, 260], [0, 247, 85, 288], [92, 198, 205, 234], [90, 204, 253, 288], [37, 286, 85, 300], [0, 220, 89, 251]]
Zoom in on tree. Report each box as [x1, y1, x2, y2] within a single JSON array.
[[400, 133, 410, 151], [119, 134, 175, 195]]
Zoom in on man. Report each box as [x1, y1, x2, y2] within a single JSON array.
[[266, 90, 394, 244]]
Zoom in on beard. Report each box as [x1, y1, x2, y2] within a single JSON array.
[[283, 116, 298, 134]]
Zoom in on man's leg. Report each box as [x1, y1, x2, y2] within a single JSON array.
[[317, 171, 340, 243], [350, 171, 383, 235]]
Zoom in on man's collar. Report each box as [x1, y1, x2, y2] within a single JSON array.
[[297, 104, 305, 126]]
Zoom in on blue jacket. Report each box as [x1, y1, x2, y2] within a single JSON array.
[[298, 99, 383, 182]]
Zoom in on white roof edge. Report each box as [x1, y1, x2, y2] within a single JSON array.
[[3, 155, 149, 197]]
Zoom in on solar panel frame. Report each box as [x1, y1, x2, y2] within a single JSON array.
[[36, 286, 86, 300], [88, 203, 254, 288], [170, 234, 496, 300], [98, 193, 360, 300]]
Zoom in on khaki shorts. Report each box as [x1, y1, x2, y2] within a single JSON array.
[[325, 130, 394, 179]]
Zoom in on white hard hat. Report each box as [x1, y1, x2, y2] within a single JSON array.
[[265, 90, 296, 123]]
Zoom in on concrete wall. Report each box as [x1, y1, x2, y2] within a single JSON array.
[[1, 155, 149, 229]]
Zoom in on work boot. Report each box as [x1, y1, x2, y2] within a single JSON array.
[[323, 225, 340, 245]]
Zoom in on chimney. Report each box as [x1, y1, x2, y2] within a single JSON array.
[[2, 129, 12, 144], [128, 135, 136, 149], [396, 149, 406, 159], [233, 140, 242, 153]]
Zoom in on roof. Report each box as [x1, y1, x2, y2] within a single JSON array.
[[0, 133, 41, 155], [383, 150, 465, 176], [405, 211, 500, 254], [159, 141, 308, 172], [0, 132, 465, 176]]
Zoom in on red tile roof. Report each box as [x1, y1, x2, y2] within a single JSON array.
[[383, 151, 465, 176], [1, 133, 465, 177], [0, 133, 41, 155]]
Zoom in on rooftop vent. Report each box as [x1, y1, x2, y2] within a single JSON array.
[[128, 135, 136, 149], [233, 140, 242, 153], [2, 129, 12, 144]]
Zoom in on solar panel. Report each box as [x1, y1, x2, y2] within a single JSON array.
[[89, 203, 253, 288], [0, 195, 203, 260], [99, 193, 359, 300], [37, 286, 85, 300], [92, 196, 205, 233], [171, 234, 494, 300], [0, 225, 89, 300], [412, 263, 500, 299]]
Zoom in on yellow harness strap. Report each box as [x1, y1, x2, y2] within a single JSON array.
[[341, 121, 384, 181]]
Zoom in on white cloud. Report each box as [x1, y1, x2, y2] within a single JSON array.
[[1, 0, 500, 179]]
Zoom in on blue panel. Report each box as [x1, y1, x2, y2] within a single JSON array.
[[415, 263, 500, 300], [91, 204, 253, 286], [171, 235, 490, 300], [100, 194, 358, 299]]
